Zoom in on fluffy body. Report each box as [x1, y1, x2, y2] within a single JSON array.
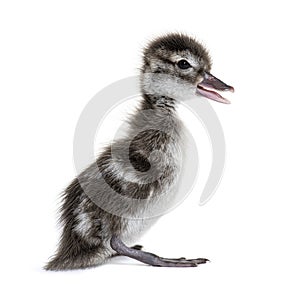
[[45, 33, 212, 270]]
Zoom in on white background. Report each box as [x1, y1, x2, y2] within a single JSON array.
[[1, 0, 300, 291]]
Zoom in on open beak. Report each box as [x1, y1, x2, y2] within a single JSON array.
[[196, 72, 234, 104]]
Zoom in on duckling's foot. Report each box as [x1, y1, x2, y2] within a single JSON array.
[[110, 235, 209, 267], [157, 256, 209, 266]]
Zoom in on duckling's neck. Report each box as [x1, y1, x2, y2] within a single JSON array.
[[140, 74, 177, 112], [126, 90, 182, 143], [141, 93, 176, 111]]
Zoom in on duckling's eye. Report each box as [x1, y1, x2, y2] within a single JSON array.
[[177, 59, 191, 70]]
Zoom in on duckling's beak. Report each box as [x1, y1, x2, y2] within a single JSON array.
[[197, 72, 234, 104]]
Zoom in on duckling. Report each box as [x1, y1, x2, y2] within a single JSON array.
[[45, 33, 234, 270]]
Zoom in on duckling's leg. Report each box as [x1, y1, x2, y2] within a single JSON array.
[[110, 235, 209, 267], [110, 244, 143, 258]]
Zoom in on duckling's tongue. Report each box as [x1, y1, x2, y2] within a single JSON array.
[[196, 72, 234, 104]]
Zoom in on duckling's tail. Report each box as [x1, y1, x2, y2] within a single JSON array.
[[44, 230, 108, 271]]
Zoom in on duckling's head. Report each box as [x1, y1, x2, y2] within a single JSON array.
[[141, 33, 233, 105]]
